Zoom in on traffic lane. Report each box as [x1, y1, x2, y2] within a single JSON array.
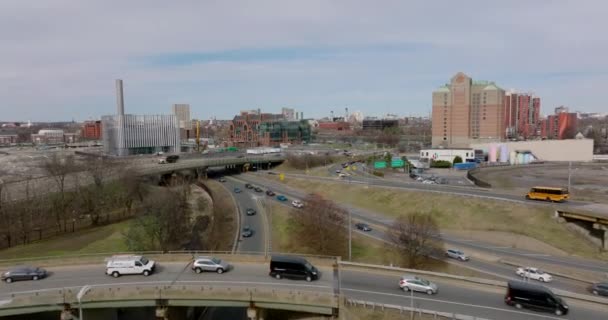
[[441, 234, 608, 274], [240, 174, 594, 295], [241, 174, 608, 274], [354, 222, 591, 296], [341, 269, 607, 320], [223, 178, 265, 252], [0, 262, 335, 298]]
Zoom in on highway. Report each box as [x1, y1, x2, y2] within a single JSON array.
[[0, 262, 606, 319], [229, 173, 606, 296]]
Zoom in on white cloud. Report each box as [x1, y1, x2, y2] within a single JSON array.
[[1, 0, 607, 121]]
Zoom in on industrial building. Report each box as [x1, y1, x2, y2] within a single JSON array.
[[102, 79, 181, 156], [362, 119, 399, 131], [470, 139, 593, 163]]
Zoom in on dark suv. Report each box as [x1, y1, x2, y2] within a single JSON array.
[[505, 281, 568, 316], [589, 282, 608, 296]]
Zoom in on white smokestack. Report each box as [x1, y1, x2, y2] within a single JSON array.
[[116, 79, 125, 115]]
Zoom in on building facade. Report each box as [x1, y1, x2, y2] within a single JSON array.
[[31, 129, 65, 145], [504, 92, 541, 140], [102, 114, 180, 156], [362, 119, 399, 131], [82, 120, 102, 140], [541, 107, 578, 140], [172, 104, 191, 130], [0, 134, 18, 145], [432, 72, 505, 147], [281, 107, 297, 121], [229, 111, 310, 147]]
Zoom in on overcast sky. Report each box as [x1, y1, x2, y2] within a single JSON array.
[[1, 0, 607, 122]]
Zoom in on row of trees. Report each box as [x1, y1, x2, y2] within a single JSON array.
[[288, 193, 441, 268], [0, 154, 147, 248]]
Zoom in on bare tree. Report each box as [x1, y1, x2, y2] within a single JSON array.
[[388, 211, 441, 268], [84, 157, 117, 189], [41, 153, 80, 231], [124, 183, 192, 251], [291, 193, 348, 256]]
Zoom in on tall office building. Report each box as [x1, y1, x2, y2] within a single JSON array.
[[172, 104, 191, 129], [432, 72, 505, 147]]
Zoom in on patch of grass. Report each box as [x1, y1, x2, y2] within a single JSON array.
[[0, 220, 130, 259], [267, 176, 607, 260], [269, 202, 493, 278]]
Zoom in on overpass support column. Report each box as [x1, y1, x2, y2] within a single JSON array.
[[246, 306, 266, 320], [196, 167, 208, 180], [593, 223, 608, 250]]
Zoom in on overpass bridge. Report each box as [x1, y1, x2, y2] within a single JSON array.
[[1, 252, 607, 320], [136, 155, 285, 178]]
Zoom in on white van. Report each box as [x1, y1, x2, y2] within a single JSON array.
[[106, 255, 156, 278]]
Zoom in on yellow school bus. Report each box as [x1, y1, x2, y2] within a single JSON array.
[[526, 186, 569, 202]]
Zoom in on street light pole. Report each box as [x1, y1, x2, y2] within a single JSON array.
[[77, 285, 91, 320], [348, 210, 352, 261], [568, 161, 572, 192]]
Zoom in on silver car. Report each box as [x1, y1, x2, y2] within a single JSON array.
[[399, 275, 438, 295], [446, 249, 469, 261], [192, 256, 231, 274]]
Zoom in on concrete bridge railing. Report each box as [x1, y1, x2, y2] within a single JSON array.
[[1, 283, 338, 317]]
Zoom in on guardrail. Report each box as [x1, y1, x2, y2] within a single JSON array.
[[339, 261, 608, 305], [0, 282, 338, 317], [346, 299, 491, 320], [0, 251, 339, 267]]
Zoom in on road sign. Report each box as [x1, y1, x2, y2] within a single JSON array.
[[391, 159, 405, 168], [374, 161, 387, 169], [279, 173, 285, 181]]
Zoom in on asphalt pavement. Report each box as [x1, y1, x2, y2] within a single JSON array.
[[1, 262, 606, 320]]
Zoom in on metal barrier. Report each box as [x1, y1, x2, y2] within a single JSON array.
[[346, 299, 492, 320]]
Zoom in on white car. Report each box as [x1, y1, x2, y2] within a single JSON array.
[[516, 267, 553, 282], [292, 200, 304, 208]]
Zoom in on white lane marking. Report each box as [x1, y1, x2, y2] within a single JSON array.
[[483, 246, 511, 249], [342, 288, 566, 320], [521, 254, 551, 257]]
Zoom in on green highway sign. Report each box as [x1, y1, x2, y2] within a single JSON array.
[[374, 161, 387, 169], [391, 159, 405, 168]]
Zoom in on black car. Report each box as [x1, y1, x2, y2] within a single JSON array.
[[269, 255, 319, 282], [245, 183, 254, 189], [355, 223, 372, 232], [254, 187, 263, 193], [242, 226, 253, 238], [266, 190, 276, 196], [589, 282, 608, 296], [505, 281, 568, 316], [246, 208, 256, 216], [1, 266, 47, 283]]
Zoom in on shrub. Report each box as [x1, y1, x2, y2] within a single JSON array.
[[430, 160, 451, 168], [453, 156, 463, 164]]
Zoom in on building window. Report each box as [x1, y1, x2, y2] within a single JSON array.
[[443, 137, 447, 140]]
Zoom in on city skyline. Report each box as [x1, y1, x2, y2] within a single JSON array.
[[1, 1, 608, 121]]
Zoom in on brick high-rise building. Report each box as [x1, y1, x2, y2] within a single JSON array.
[[504, 91, 541, 139], [541, 106, 578, 139], [432, 72, 505, 147]]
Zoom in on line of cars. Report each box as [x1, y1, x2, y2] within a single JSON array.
[[228, 180, 305, 209], [1, 255, 320, 283]]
